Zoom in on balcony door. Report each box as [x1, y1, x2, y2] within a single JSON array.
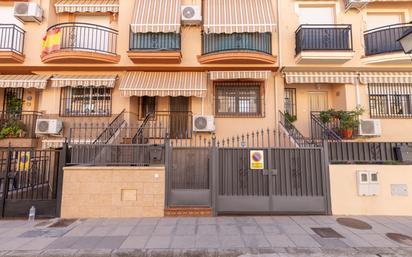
[[308, 92, 328, 132], [367, 13, 403, 30], [169, 97, 190, 139], [299, 6, 335, 25], [74, 15, 110, 53], [0, 7, 23, 52]]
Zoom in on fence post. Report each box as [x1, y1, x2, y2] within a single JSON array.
[[0, 145, 12, 218], [55, 142, 67, 217], [210, 134, 218, 216], [164, 133, 171, 208], [322, 139, 332, 215]]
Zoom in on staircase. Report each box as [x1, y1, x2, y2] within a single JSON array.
[[310, 112, 342, 144], [278, 111, 314, 147]]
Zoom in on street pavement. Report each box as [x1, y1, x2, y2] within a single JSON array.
[[0, 216, 410, 256]]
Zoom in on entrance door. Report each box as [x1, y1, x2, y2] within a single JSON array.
[[308, 92, 328, 132], [169, 97, 190, 139]]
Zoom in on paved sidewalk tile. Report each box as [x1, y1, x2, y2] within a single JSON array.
[[106, 226, 134, 237], [242, 235, 271, 248], [197, 224, 218, 235], [175, 224, 196, 235], [46, 237, 82, 249], [18, 237, 55, 250], [119, 236, 149, 249], [40, 249, 78, 257], [177, 218, 197, 225], [195, 234, 219, 249], [219, 235, 245, 249], [129, 225, 155, 236], [218, 224, 241, 235], [170, 235, 196, 249], [94, 236, 127, 249], [287, 235, 321, 248], [266, 234, 296, 248], [145, 235, 172, 249], [69, 236, 102, 249], [152, 225, 175, 235]]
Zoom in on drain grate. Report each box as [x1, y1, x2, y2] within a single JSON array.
[[336, 218, 372, 230], [311, 227, 344, 238], [386, 233, 412, 246], [48, 219, 77, 228]]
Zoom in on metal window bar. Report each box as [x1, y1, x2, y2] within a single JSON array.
[[129, 30, 181, 51], [295, 24, 353, 55], [364, 23, 412, 56], [3, 88, 24, 114], [284, 88, 297, 116], [202, 32, 272, 55], [46, 22, 118, 55], [368, 83, 412, 119], [60, 87, 112, 117], [0, 24, 25, 54]]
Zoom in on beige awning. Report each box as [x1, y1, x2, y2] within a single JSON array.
[[203, 0, 276, 34], [55, 0, 119, 13], [120, 72, 207, 97], [51, 75, 117, 88], [0, 75, 50, 89], [359, 72, 412, 84], [131, 0, 181, 33], [210, 71, 272, 80], [284, 72, 358, 84]]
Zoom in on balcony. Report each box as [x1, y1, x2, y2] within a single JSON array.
[[198, 33, 276, 64], [0, 111, 41, 147], [295, 24, 354, 64], [128, 31, 181, 64], [363, 23, 412, 64], [41, 22, 120, 64], [0, 24, 25, 63]]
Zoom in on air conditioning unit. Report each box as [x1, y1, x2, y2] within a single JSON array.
[[181, 5, 202, 25], [344, 0, 369, 11], [14, 2, 43, 23], [193, 115, 215, 132], [359, 119, 381, 136], [35, 119, 63, 135]]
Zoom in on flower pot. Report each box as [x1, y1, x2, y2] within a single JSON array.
[[341, 129, 353, 139]]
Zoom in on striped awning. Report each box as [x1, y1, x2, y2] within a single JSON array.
[[130, 0, 181, 33], [284, 72, 358, 84], [51, 75, 117, 88], [359, 72, 412, 84], [55, 0, 119, 13], [203, 0, 276, 34], [0, 75, 50, 89], [120, 72, 207, 97], [210, 71, 272, 80]]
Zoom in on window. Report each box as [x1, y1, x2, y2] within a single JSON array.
[[299, 6, 335, 24], [3, 88, 24, 114], [60, 87, 112, 116], [215, 81, 263, 117], [284, 88, 297, 116], [368, 83, 412, 118], [366, 13, 403, 30], [140, 96, 156, 118]]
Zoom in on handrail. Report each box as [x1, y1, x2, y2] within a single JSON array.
[[92, 109, 125, 145], [131, 112, 153, 144], [0, 24, 25, 54], [47, 22, 118, 33], [364, 22, 412, 34], [278, 111, 313, 147], [310, 112, 342, 142]]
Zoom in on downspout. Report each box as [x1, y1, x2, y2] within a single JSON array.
[[275, 0, 282, 146]]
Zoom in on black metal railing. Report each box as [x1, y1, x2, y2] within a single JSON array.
[[0, 111, 42, 139], [295, 24, 353, 54], [279, 111, 314, 147], [92, 109, 125, 144], [132, 112, 153, 144], [364, 23, 412, 56], [129, 30, 181, 51], [0, 24, 25, 54], [46, 22, 118, 55], [310, 112, 342, 143], [202, 32, 272, 55]]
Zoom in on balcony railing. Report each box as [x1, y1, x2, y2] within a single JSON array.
[[46, 22, 118, 55], [0, 111, 42, 139], [0, 24, 25, 54], [129, 31, 181, 51], [202, 32, 272, 55], [364, 23, 412, 56], [295, 24, 353, 54]]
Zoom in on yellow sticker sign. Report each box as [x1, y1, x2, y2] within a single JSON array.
[[17, 151, 31, 171], [250, 150, 264, 170]]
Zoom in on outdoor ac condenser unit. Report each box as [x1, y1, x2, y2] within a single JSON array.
[[35, 119, 63, 135], [181, 5, 202, 25], [193, 115, 215, 132], [359, 119, 381, 136], [14, 2, 43, 23]]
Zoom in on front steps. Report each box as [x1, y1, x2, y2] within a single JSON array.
[[164, 206, 212, 217]]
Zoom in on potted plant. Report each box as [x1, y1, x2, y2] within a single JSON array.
[[338, 107, 364, 139], [284, 112, 297, 130], [0, 120, 26, 139], [319, 109, 336, 124]]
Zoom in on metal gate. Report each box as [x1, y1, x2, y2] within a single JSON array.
[[0, 147, 64, 218], [216, 147, 330, 215]]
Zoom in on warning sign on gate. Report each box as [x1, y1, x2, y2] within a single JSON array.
[[250, 150, 264, 170]]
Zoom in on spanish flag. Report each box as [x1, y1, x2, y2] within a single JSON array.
[[42, 28, 61, 55]]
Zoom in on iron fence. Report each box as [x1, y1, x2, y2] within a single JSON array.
[[46, 22, 118, 55], [279, 111, 314, 147], [295, 24, 353, 54], [310, 113, 342, 142], [364, 23, 412, 56], [0, 24, 25, 54], [202, 32, 272, 55], [129, 30, 181, 51], [0, 111, 42, 139]]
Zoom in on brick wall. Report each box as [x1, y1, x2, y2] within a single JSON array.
[[61, 166, 165, 218]]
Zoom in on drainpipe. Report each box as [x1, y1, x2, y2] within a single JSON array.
[[355, 76, 361, 108], [275, 0, 282, 146]]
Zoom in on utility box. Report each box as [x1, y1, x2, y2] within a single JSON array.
[[395, 146, 412, 162], [357, 171, 379, 196], [149, 145, 163, 164]]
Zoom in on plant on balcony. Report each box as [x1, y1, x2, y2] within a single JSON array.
[[284, 112, 297, 123], [5, 95, 23, 115], [319, 107, 364, 139], [0, 119, 26, 139]]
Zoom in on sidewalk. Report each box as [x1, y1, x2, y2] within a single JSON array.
[[0, 216, 411, 256]]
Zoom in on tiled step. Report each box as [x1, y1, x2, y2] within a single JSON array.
[[164, 206, 213, 217]]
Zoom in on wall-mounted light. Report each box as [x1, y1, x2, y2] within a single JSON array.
[[398, 27, 412, 54]]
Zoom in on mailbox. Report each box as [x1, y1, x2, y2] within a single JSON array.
[[395, 146, 412, 162], [149, 145, 163, 164]]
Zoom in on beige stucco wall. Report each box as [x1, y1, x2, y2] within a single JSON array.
[[61, 166, 165, 218], [330, 164, 412, 216]]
